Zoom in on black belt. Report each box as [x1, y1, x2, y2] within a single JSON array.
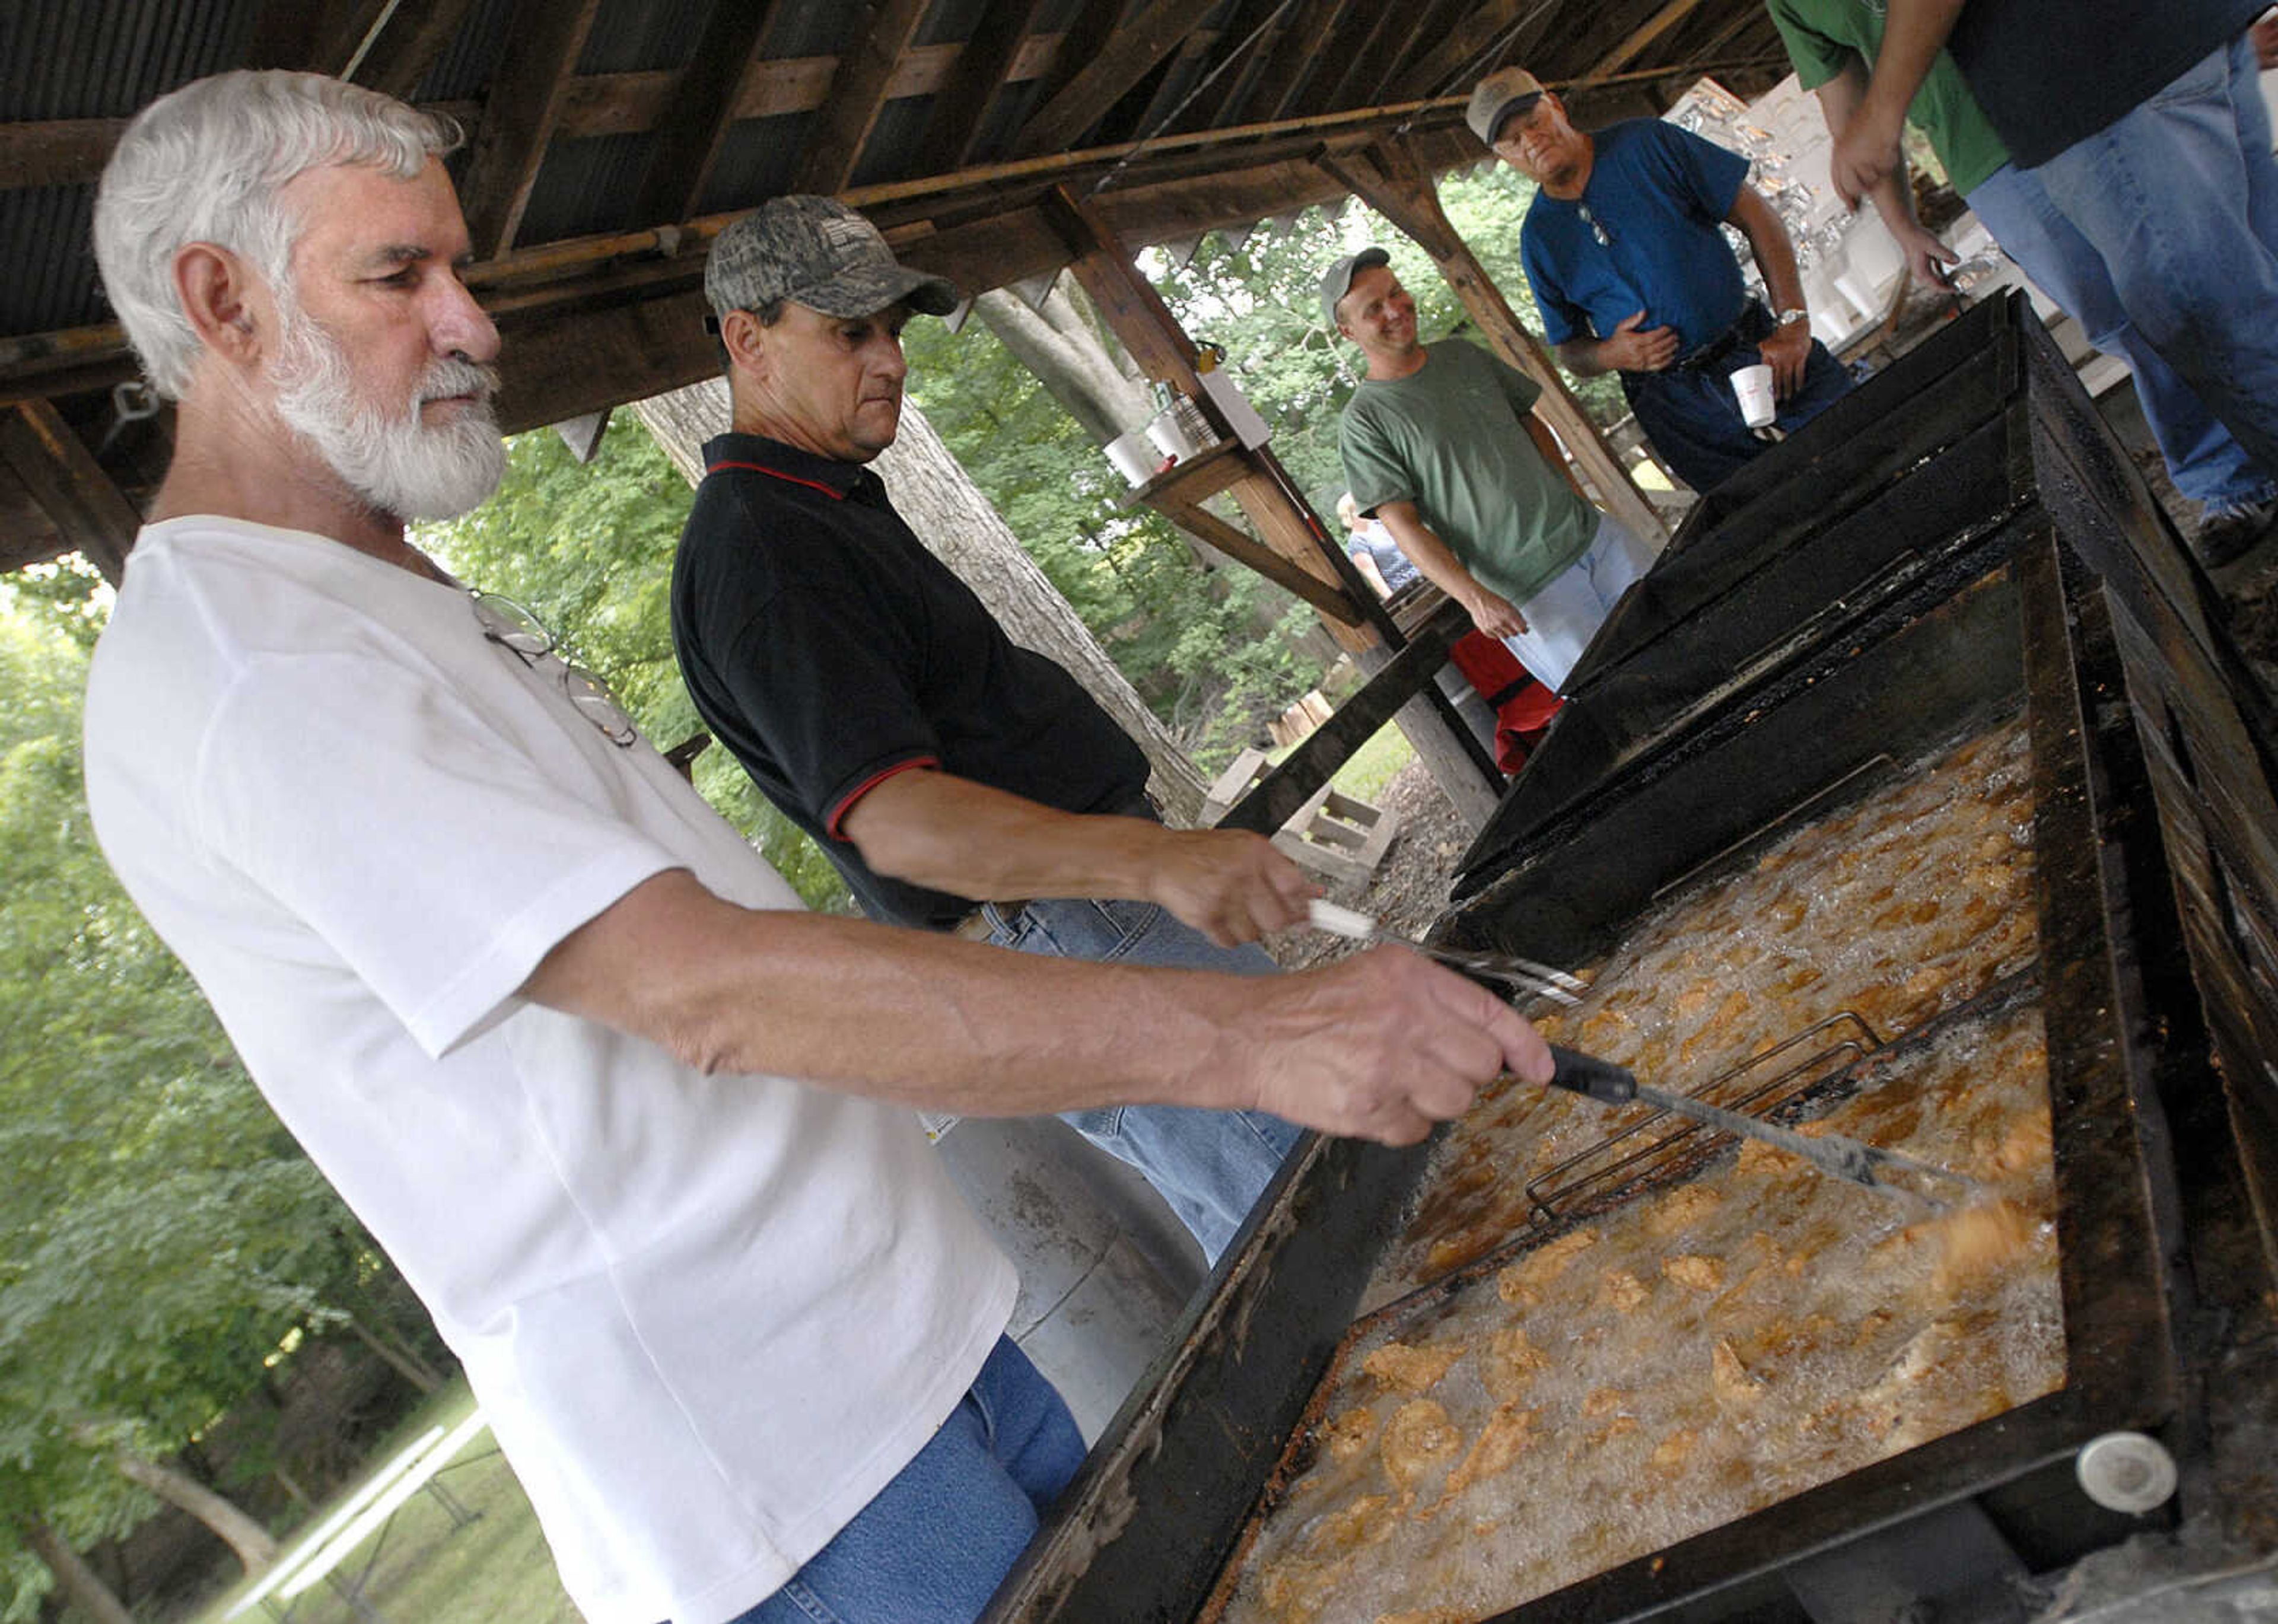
[[1672, 306, 1762, 372]]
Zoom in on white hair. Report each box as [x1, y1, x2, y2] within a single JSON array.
[[92, 71, 459, 399]]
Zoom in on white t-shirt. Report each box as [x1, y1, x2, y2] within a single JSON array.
[[82, 517, 1018, 1624]]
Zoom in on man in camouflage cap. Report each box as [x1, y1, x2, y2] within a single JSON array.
[[671, 196, 1318, 1263]]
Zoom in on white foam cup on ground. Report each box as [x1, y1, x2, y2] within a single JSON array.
[[1732, 362, 1777, 429]]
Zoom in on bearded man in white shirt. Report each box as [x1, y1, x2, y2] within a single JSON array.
[[78, 70, 1550, 1624]]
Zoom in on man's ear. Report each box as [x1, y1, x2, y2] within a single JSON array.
[[720, 308, 772, 384], [174, 243, 265, 364]]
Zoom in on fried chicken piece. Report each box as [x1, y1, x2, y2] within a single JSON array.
[[1662, 1254, 1726, 1292], [1297, 1493, 1398, 1558], [1498, 1227, 1598, 1304], [1322, 1408, 1378, 1461], [1582, 1386, 1627, 1418], [1711, 1338, 1764, 1406], [1380, 1400, 1464, 1509], [1643, 1181, 1723, 1237], [1648, 1428, 1700, 1475], [1361, 1340, 1462, 1395], [1479, 1326, 1548, 1402], [1930, 1199, 2042, 1295], [1420, 1402, 1543, 1518], [1601, 1269, 1649, 1313]]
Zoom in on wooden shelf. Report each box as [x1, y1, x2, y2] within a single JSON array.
[[1122, 437, 1247, 510]]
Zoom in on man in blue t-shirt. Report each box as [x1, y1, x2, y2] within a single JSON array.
[[1469, 67, 1853, 492]]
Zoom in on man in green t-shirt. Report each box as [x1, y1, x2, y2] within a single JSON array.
[[1768, 0, 2276, 566], [1322, 248, 1657, 692]]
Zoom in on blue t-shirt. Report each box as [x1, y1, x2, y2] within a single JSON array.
[[1348, 519, 1420, 592], [1520, 119, 1753, 357]]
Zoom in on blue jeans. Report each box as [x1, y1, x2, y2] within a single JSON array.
[[1622, 302, 1854, 492], [1967, 158, 2277, 512], [2029, 36, 2278, 485], [727, 1337, 1084, 1624], [984, 893, 1304, 1262], [1502, 511, 1656, 693]]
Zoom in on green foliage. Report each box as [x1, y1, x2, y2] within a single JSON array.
[[0, 601, 386, 1610], [417, 429, 853, 913]]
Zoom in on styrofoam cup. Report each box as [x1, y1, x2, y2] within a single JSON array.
[[1732, 362, 1777, 429]]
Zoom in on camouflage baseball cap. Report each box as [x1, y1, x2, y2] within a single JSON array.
[[1318, 246, 1391, 329], [705, 195, 957, 322], [1465, 66, 1547, 147]]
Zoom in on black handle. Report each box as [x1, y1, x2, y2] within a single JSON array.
[[1547, 1044, 1639, 1105]]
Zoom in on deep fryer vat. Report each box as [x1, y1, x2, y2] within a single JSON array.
[[982, 537, 2189, 1623]]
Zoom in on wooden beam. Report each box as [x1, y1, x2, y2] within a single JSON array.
[[1217, 596, 1492, 834], [1310, 2, 1411, 117], [632, 0, 781, 225], [921, 0, 1052, 170], [1315, 139, 1668, 545], [355, 0, 484, 99], [1129, 29, 1223, 141], [1012, 0, 1223, 158], [1389, 0, 1542, 103], [1173, 0, 1277, 132], [459, 0, 602, 259], [1, 400, 136, 584], [492, 291, 717, 435], [1586, 0, 1708, 80], [1041, 184, 1378, 653], [794, 0, 934, 196], [1163, 504, 1365, 625], [1362, 0, 1472, 109], [1248, 0, 1361, 124]]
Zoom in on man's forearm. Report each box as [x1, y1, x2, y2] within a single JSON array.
[[1376, 504, 1497, 609], [841, 768, 1174, 904], [1868, 0, 1967, 125], [523, 870, 1242, 1113], [1556, 335, 1620, 378], [1728, 186, 1808, 317], [520, 869, 1550, 1145], [1816, 66, 1924, 238]]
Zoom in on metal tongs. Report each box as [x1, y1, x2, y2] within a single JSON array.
[[1545, 1046, 1983, 1212], [1307, 900, 1587, 1007]]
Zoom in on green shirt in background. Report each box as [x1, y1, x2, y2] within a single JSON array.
[[1767, 0, 2010, 198], [1337, 342, 1598, 609]]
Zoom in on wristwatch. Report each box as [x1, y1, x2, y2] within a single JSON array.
[[1773, 305, 1810, 329]]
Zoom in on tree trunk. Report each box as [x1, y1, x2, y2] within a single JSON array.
[[341, 1314, 444, 1394], [630, 381, 1209, 823], [23, 1521, 138, 1624], [112, 1454, 279, 1575], [973, 284, 1154, 444]]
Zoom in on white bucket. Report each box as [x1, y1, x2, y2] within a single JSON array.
[[1105, 429, 1157, 485], [1143, 404, 1207, 464]]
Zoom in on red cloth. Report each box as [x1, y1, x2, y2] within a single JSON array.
[[1447, 632, 1563, 774]]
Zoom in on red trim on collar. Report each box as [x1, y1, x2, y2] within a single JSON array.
[[705, 459, 848, 501]]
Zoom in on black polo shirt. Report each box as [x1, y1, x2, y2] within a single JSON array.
[[1947, 0, 2264, 167], [670, 432, 1151, 931]]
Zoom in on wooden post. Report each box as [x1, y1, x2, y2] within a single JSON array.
[[1315, 139, 1669, 546], [1038, 184, 1506, 825]]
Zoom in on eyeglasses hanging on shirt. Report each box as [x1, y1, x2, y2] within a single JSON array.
[[469, 590, 639, 748], [1577, 204, 1614, 249]]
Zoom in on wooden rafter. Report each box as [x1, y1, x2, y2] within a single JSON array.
[[633, 0, 782, 225], [1389, 0, 1545, 104], [459, 0, 602, 259], [1249, 0, 1363, 123], [1586, 0, 1708, 81], [920, 0, 1051, 171], [0, 400, 136, 584], [355, 0, 488, 100], [1173, 0, 1278, 132], [1130, 29, 1223, 139], [1310, 2, 1412, 118], [1011, 0, 1224, 159], [1363, 0, 1474, 109], [794, 0, 934, 196]]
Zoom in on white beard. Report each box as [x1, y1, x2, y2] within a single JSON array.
[[269, 299, 507, 523]]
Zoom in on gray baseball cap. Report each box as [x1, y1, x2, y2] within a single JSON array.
[[1465, 66, 1547, 147], [1319, 246, 1391, 329], [705, 195, 957, 323]]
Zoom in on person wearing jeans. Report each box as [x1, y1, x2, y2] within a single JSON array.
[[1831, 0, 2278, 563]]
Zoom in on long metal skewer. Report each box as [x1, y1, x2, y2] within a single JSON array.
[[1307, 900, 1584, 1006]]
